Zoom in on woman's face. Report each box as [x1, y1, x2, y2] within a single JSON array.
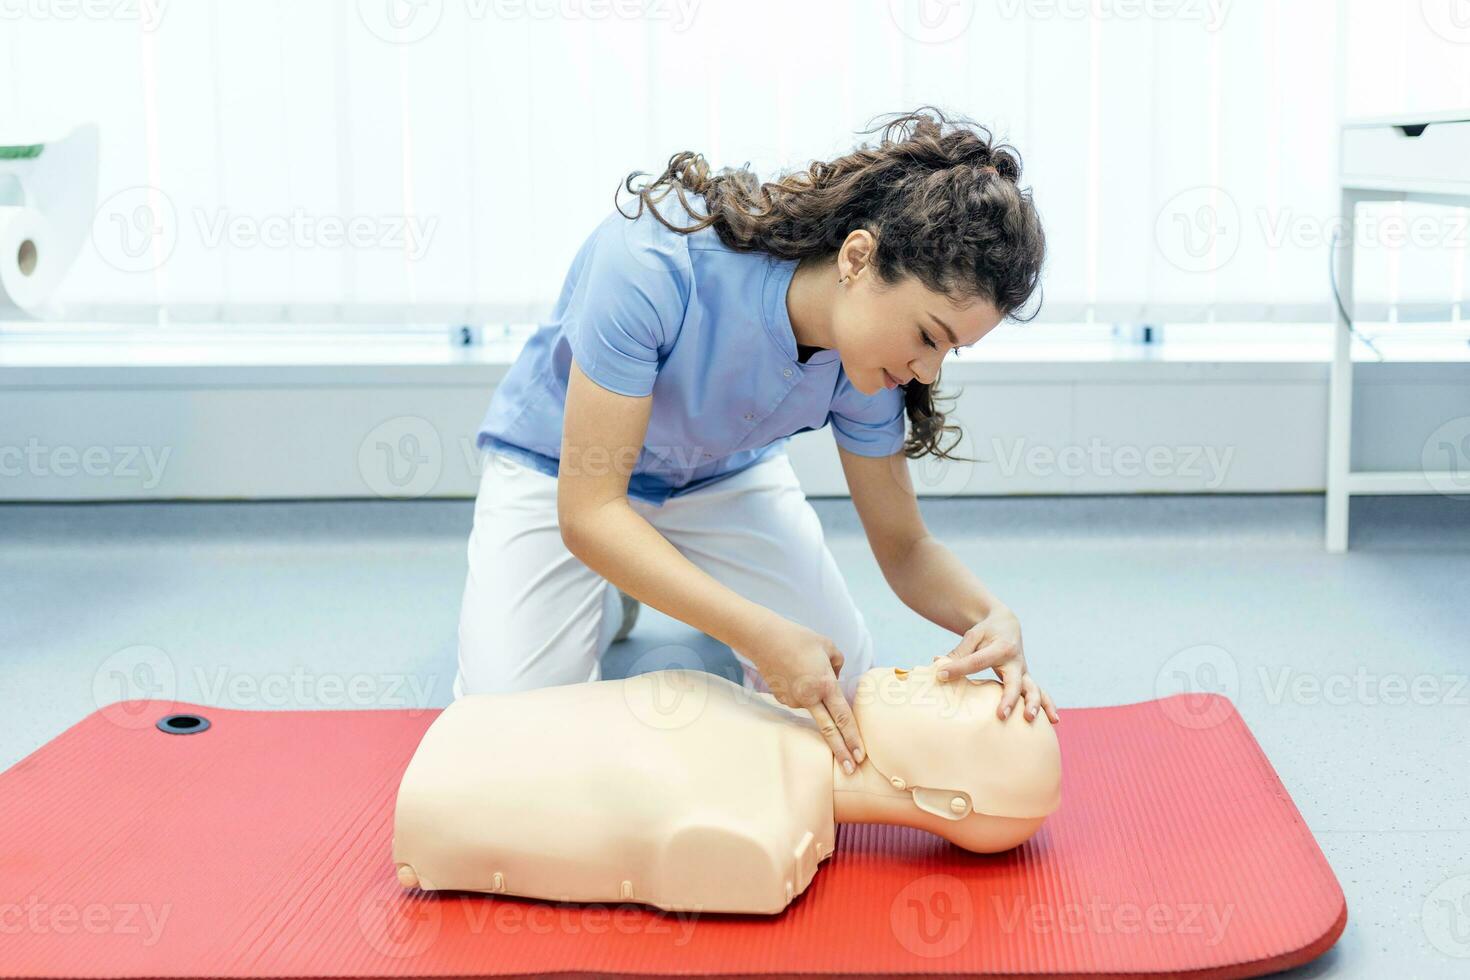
[[833, 233, 1005, 396]]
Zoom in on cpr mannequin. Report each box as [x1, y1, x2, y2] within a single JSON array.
[[392, 661, 1061, 914]]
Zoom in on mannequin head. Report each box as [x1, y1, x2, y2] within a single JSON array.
[[837, 663, 1062, 852]]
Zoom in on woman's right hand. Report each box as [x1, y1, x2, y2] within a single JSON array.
[[748, 618, 867, 775]]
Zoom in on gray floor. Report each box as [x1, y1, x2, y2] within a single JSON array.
[[2, 491, 1468, 977]]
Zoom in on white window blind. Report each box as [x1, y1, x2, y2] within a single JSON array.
[[2, 0, 1466, 331]]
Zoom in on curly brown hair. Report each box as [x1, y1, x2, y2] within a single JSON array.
[[615, 105, 1046, 462]]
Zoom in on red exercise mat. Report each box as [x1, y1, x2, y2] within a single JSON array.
[[0, 692, 1344, 979]]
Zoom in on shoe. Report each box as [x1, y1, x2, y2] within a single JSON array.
[[612, 589, 640, 643]]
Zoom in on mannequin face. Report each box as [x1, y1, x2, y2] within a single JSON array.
[[832, 230, 1005, 396], [849, 663, 1060, 825], [854, 664, 1000, 755]]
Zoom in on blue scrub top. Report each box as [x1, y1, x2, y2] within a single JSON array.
[[476, 191, 907, 507]]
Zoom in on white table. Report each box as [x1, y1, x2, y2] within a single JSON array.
[[1327, 110, 1470, 551]]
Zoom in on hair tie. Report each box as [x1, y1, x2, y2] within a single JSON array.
[[980, 165, 999, 177]]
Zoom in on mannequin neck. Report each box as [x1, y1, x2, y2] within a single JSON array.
[[831, 756, 924, 826]]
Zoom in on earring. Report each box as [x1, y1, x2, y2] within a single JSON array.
[[838, 276, 847, 285]]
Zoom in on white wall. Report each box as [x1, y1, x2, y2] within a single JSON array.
[[4, 357, 1467, 501]]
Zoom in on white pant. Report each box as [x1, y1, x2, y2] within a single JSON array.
[[453, 448, 876, 702]]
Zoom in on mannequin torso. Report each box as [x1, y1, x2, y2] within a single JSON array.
[[393, 664, 1061, 914]]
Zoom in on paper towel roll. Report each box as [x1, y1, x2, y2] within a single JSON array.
[[0, 204, 58, 319]]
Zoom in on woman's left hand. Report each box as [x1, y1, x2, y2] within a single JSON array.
[[933, 609, 1060, 724]]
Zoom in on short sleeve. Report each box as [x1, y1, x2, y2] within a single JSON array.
[[563, 211, 691, 398], [828, 375, 907, 456]]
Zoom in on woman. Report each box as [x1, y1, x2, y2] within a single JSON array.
[[455, 106, 1060, 774]]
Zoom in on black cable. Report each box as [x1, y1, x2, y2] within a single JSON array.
[[1328, 225, 1384, 361]]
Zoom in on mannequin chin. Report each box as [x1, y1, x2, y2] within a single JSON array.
[[392, 662, 1061, 914]]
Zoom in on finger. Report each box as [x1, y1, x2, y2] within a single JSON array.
[[806, 701, 857, 775], [829, 649, 845, 676], [936, 627, 985, 679], [937, 651, 982, 680], [998, 660, 1024, 719], [1019, 675, 1041, 721], [824, 685, 866, 765], [1041, 690, 1060, 724], [945, 641, 1005, 682]]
